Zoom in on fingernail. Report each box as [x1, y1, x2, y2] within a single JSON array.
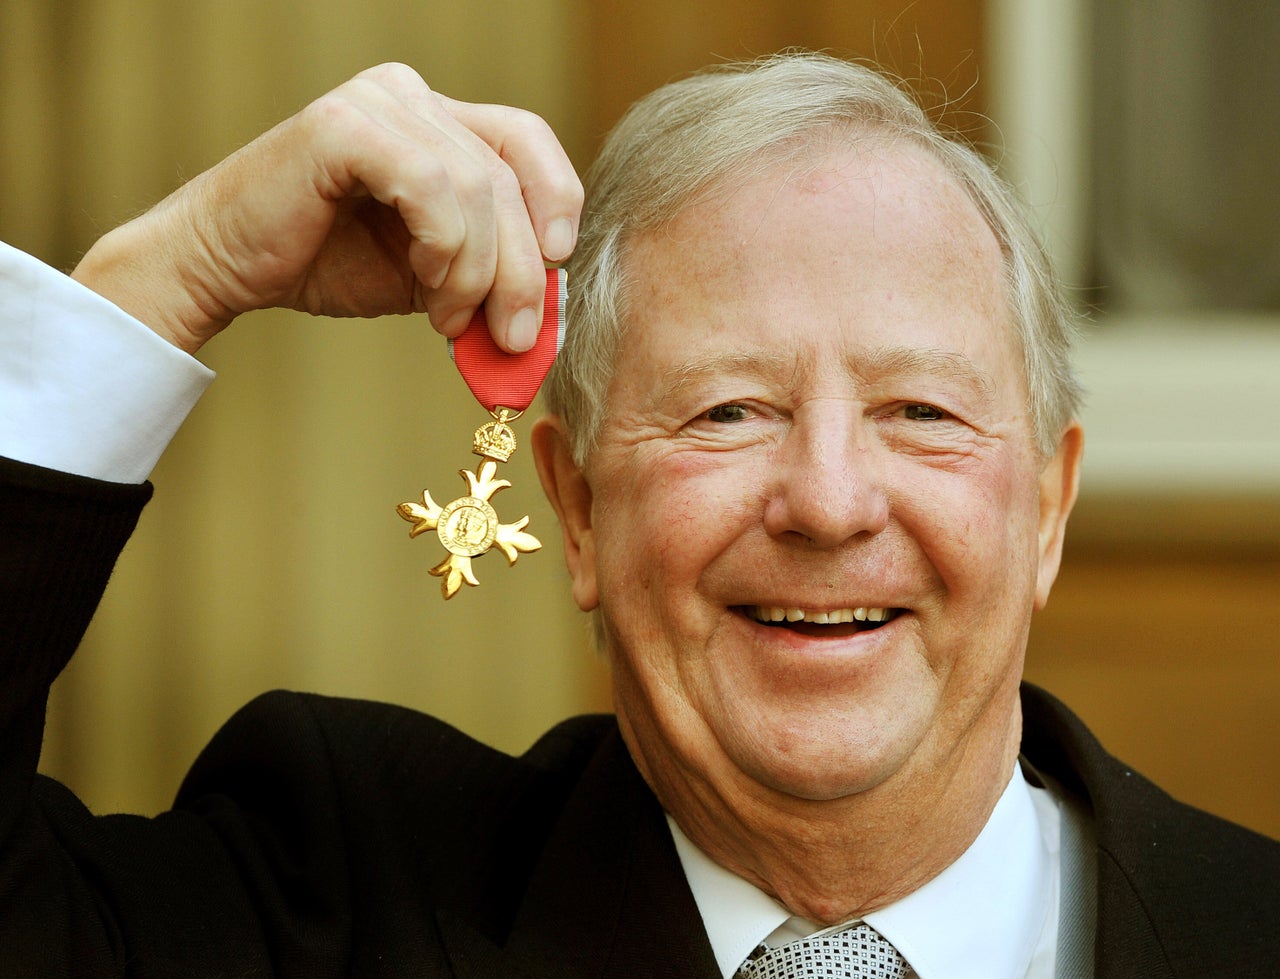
[[507, 307, 539, 352], [543, 217, 575, 262]]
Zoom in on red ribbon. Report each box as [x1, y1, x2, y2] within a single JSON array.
[[449, 268, 566, 413]]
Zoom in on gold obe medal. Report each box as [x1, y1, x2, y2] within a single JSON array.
[[397, 408, 540, 599], [397, 269, 566, 600]]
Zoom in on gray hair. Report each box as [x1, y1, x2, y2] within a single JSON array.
[[543, 51, 1082, 461]]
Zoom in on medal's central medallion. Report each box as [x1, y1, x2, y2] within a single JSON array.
[[436, 496, 498, 556]]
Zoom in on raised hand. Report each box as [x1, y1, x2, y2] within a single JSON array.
[[72, 63, 583, 354]]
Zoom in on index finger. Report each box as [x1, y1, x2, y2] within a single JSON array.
[[440, 97, 584, 263]]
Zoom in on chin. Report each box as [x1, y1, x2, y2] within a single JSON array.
[[729, 717, 923, 803], [751, 759, 907, 803]]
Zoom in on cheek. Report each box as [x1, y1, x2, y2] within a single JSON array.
[[911, 463, 1040, 715], [914, 457, 1041, 608], [593, 457, 752, 716], [605, 450, 758, 567], [591, 452, 766, 675]]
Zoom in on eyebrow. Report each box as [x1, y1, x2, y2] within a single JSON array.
[[851, 346, 997, 399], [650, 344, 997, 408], [651, 350, 800, 407]]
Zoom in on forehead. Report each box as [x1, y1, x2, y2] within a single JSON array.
[[632, 139, 1003, 307], [612, 139, 1018, 389]]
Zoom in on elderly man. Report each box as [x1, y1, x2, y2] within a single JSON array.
[[2, 53, 1277, 977]]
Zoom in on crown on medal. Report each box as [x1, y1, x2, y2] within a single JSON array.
[[473, 419, 517, 462]]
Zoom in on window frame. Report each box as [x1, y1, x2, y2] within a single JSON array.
[[987, 0, 1280, 495]]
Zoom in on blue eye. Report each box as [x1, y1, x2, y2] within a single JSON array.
[[904, 404, 945, 421], [705, 404, 750, 423]]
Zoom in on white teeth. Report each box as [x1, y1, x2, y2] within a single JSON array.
[[750, 606, 893, 625]]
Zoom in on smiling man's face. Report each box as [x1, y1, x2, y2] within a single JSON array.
[[539, 139, 1078, 819]]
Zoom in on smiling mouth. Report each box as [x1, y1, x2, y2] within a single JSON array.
[[738, 605, 901, 636]]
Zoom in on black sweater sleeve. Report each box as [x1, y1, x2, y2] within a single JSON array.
[[0, 455, 151, 727], [0, 458, 293, 975]]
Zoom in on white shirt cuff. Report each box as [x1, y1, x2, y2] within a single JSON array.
[[0, 239, 213, 483]]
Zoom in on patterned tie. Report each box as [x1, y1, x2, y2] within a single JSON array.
[[735, 922, 910, 979]]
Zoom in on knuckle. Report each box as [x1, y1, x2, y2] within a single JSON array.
[[559, 172, 586, 210], [494, 256, 549, 314], [421, 213, 467, 257], [297, 86, 368, 140], [499, 104, 553, 141], [407, 151, 451, 194], [534, 158, 584, 208], [355, 61, 429, 91], [451, 165, 498, 215], [446, 254, 496, 298], [486, 162, 522, 200]]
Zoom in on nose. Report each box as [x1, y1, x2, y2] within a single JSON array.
[[762, 403, 890, 547]]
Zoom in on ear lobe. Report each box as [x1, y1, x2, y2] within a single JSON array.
[[531, 416, 599, 611], [1034, 422, 1084, 610]]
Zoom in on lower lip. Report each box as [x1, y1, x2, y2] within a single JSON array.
[[729, 612, 911, 695]]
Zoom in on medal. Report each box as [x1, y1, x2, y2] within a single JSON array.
[[397, 269, 566, 599]]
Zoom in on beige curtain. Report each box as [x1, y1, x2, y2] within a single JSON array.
[[2, 0, 605, 815]]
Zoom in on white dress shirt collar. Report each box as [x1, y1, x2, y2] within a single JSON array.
[[668, 766, 1059, 979]]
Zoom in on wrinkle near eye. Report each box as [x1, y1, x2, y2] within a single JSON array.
[[873, 417, 1001, 466]]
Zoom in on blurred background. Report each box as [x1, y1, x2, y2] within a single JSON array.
[[3, 0, 1276, 837]]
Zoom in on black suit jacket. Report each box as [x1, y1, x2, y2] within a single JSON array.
[[2, 456, 1278, 976]]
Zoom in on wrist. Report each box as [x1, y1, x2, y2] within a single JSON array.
[[72, 211, 232, 355]]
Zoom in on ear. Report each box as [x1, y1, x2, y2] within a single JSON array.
[[531, 416, 599, 612], [1034, 422, 1084, 610]]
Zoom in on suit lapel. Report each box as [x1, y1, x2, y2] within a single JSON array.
[[1091, 860, 1174, 979], [1020, 685, 1175, 978], [438, 726, 719, 978]]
